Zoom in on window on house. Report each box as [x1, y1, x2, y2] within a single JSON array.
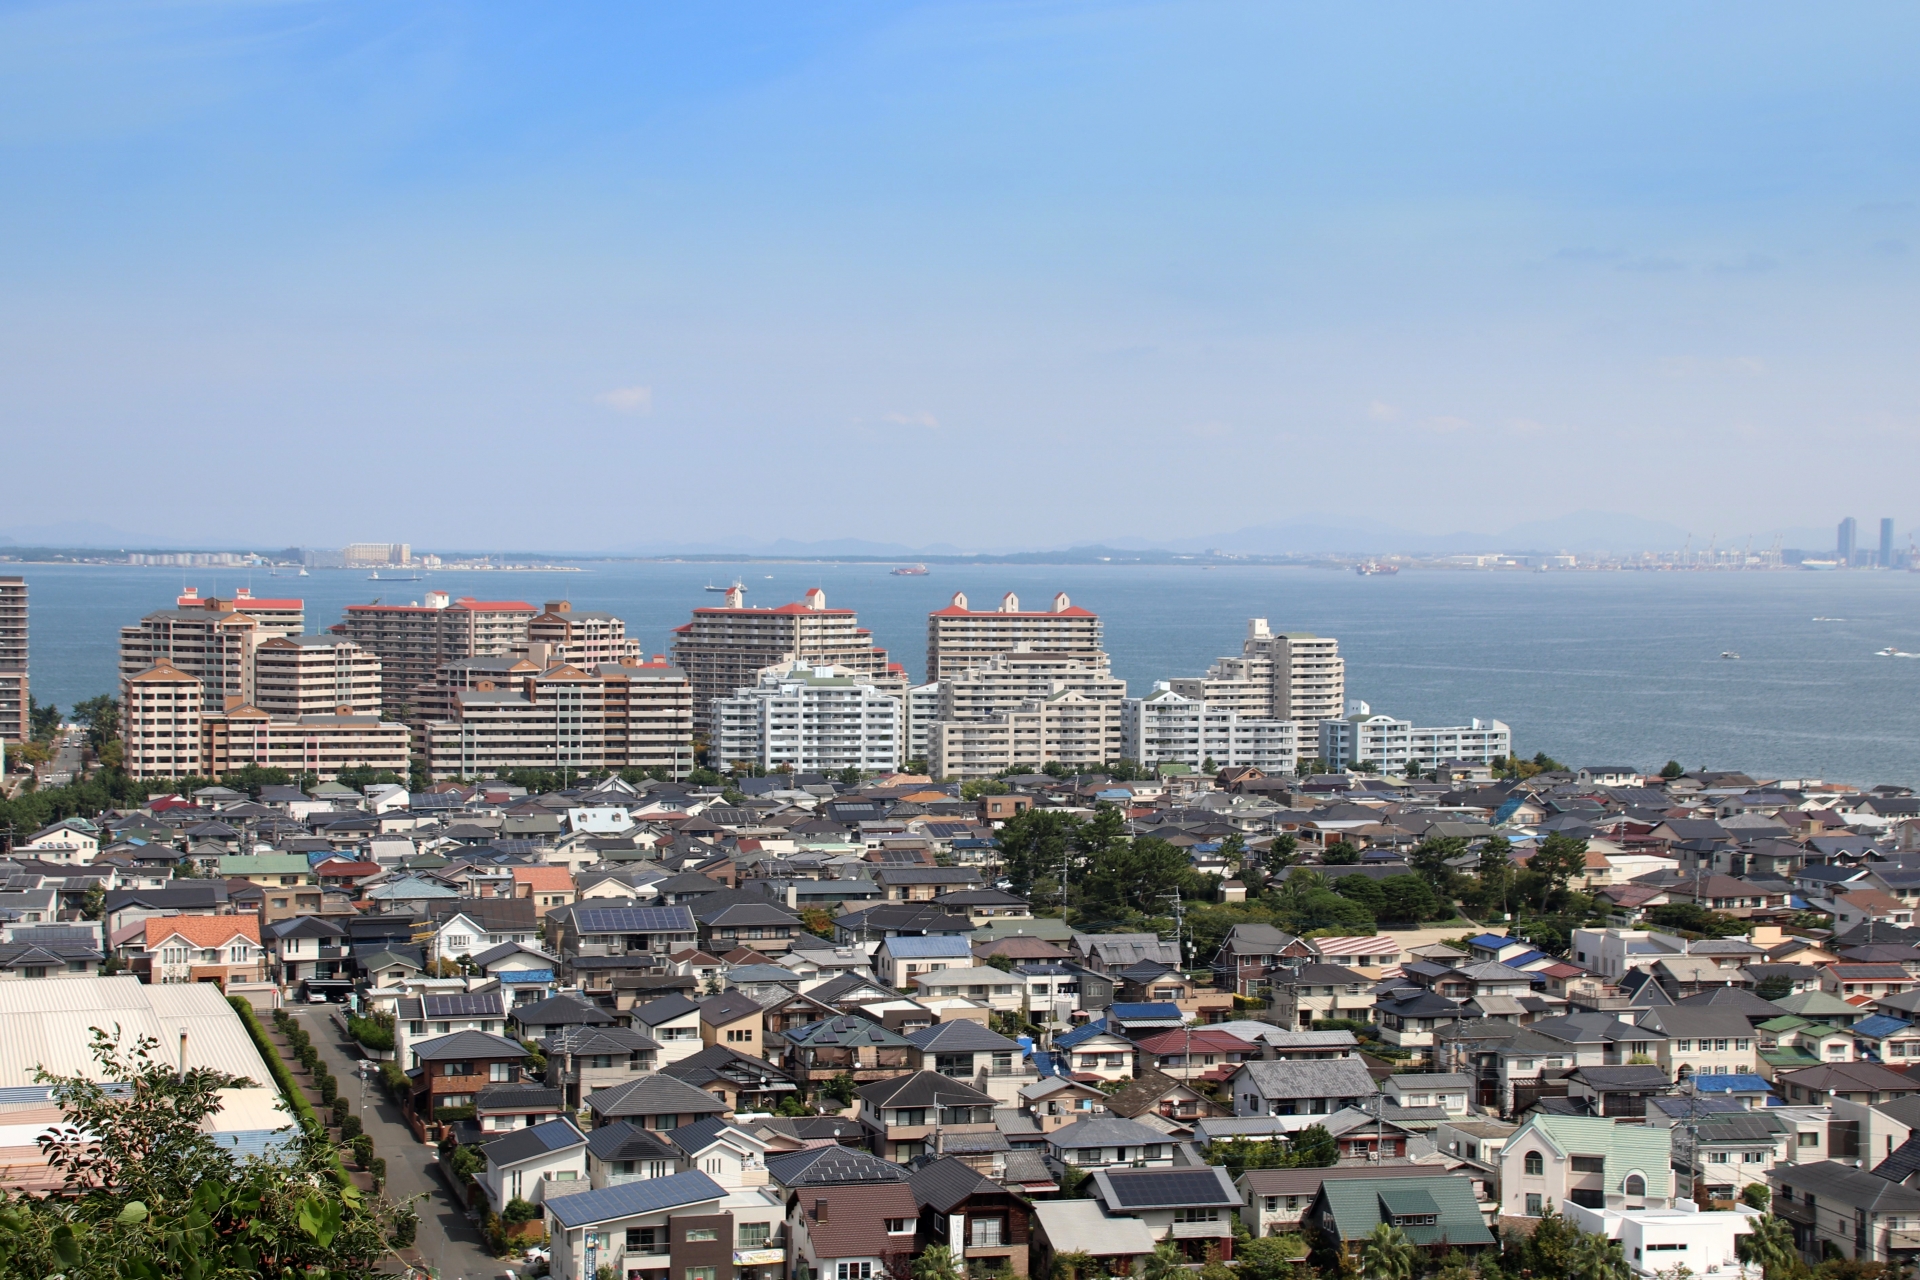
[[687, 1269, 717, 1280], [839, 1267, 872, 1280], [886, 1218, 913, 1235], [738, 1223, 770, 1250], [1625, 1175, 1646, 1197], [726, 1029, 753, 1043], [969, 1217, 1005, 1247], [684, 1229, 718, 1242], [1525, 1194, 1543, 1216], [1571, 1156, 1605, 1174], [1175, 1209, 1220, 1223], [490, 1063, 513, 1082], [1524, 1152, 1544, 1176]]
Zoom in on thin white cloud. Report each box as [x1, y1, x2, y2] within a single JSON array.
[[1367, 400, 1400, 423], [884, 410, 939, 429], [596, 385, 653, 414]]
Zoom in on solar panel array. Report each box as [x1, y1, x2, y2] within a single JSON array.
[[575, 906, 695, 933], [1105, 1168, 1235, 1209], [422, 990, 505, 1019]]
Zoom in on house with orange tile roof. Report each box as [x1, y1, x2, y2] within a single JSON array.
[[133, 914, 266, 988], [512, 865, 577, 916]]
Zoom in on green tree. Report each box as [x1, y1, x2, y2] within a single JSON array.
[[1333, 875, 1385, 912], [1408, 835, 1467, 891], [913, 1245, 963, 1280], [1737, 1214, 1796, 1280], [1661, 760, 1686, 780], [0, 1024, 396, 1278], [1376, 874, 1441, 923], [1265, 833, 1299, 872], [1322, 842, 1362, 865], [1294, 891, 1375, 934], [1531, 831, 1590, 899], [1052, 1251, 1097, 1280], [1646, 903, 1749, 938], [1237, 1236, 1306, 1280], [27, 695, 60, 741], [1741, 1182, 1772, 1211], [1360, 1223, 1417, 1280], [997, 808, 1086, 899], [1569, 1229, 1629, 1280], [984, 952, 1016, 973], [1287, 1124, 1337, 1168], [1142, 1242, 1189, 1280]]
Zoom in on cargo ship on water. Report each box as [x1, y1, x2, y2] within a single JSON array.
[[1354, 561, 1400, 576], [891, 564, 929, 576]]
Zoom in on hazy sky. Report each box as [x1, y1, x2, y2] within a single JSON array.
[[3, 3, 1918, 551]]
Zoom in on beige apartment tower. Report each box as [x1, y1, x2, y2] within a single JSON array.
[[671, 586, 899, 735], [1173, 619, 1345, 724], [525, 601, 642, 667], [332, 591, 538, 715], [252, 635, 384, 718], [0, 577, 24, 745], [925, 591, 1103, 683]]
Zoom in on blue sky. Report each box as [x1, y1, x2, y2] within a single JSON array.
[[3, 2, 1918, 552]]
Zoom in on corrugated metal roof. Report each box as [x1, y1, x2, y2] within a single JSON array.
[[0, 978, 273, 1088]]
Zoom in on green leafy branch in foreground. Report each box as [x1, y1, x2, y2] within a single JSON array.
[[0, 1024, 410, 1278]]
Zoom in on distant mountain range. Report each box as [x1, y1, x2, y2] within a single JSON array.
[[1, 509, 1885, 559]]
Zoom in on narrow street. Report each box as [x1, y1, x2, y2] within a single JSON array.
[[289, 1007, 508, 1280]]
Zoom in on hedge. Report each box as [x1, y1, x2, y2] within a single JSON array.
[[227, 996, 351, 1184]]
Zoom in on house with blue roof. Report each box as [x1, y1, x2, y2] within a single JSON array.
[[1849, 1015, 1920, 1063], [540, 1168, 768, 1280], [873, 933, 973, 988], [1106, 1002, 1187, 1034], [1468, 934, 1534, 966], [1688, 1074, 1776, 1106], [1055, 1018, 1142, 1082]]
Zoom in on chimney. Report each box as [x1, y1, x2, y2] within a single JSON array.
[[179, 1028, 189, 1076], [815, 1199, 829, 1224]]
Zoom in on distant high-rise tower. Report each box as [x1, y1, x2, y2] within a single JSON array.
[[1838, 517, 1858, 566], [1881, 518, 1895, 568], [0, 577, 25, 746]]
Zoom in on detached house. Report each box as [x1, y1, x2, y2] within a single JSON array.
[[1085, 1166, 1242, 1263], [1229, 1059, 1376, 1119], [133, 915, 266, 988], [908, 1156, 1033, 1277], [407, 1030, 532, 1128], [857, 1070, 1000, 1165], [479, 1117, 589, 1211]]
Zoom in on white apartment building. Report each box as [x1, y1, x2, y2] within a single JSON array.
[[122, 660, 207, 779], [422, 658, 692, 779], [711, 660, 903, 774], [1173, 620, 1345, 728], [1122, 685, 1301, 771], [252, 635, 383, 717], [927, 689, 1123, 778], [1318, 701, 1510, 772], [907, 681, 942, 767]]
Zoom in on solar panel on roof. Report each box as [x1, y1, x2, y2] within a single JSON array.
[[576, 906, 694, 932], [1105, 1168, 1232, 1208], [422, 990, 504, 1019]]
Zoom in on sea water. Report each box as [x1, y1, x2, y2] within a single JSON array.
[[13, 561, 1920, 785]]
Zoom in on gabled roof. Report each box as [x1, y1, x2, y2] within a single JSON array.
[[1045, 1116, 1173, 1149], [142, 914, 261, 949], [585, 1120, 683, 1163], [765, 1143, 908, 1187], [859, 1069, 995, 1109], [410, 1030, 528, 1062], [586, 1073, 731, 1119], [786, 1016, 914, 1050], [1091, 1165, 1240, 1210], [630, 994, 703, 1026], [904, 1020, 1021, 1053], [698, 991, 765, 1026], [1231, 1059, 1375, 1100], [483, 1117, 586, 1168], [909, 1155, 1005, 1213], [543, 1169, 726, 1229]]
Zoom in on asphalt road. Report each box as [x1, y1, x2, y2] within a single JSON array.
[[291, 1007, 512, 1280]]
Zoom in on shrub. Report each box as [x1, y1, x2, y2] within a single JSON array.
[[503, 1196, 539, 1224], [318, 1075, 338, 1106], [370, 1156, 386, 1188], [352, 1133, 374, 1167], [391, 1203, 418, 1248], [332, 1097, 351, 1126], [436, 1104, 477, 1124], [347, 1013, 395, 1052], [379, 1061, 410, 1096], [341, 1113, 362, 1141]]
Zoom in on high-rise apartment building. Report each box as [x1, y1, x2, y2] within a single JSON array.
[[1178, 620, 1345, 725], [927, 690, 1122, 779], [925, 591, 1103, 683], [671, 587, 899, 735], [0, 577, 25, 745], [1123, 685, 1301, 772], [332, 591, 537, 715], [422, 658, 694, 780], [120, 658, 407, 781], [173, 587, 304, 637], [1881, 518, 1896, 569], [525, 601, 642, 667], [343, 543, 411, 567], [712, 661, 903, 774], [120, 607, 260, 710], [1839, 517, 1858, 566], [1317, 701, 1509, 774], [252, 636, 384, 718]]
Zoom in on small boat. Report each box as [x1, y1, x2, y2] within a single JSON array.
[[1813, 617, 1846, 622], [891, 564, 930, 576], [705, 579, 744, 593], [1354, 562, 1399, 576], [297, 567, 309, 577], [1721, 651, 1741, 659]]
